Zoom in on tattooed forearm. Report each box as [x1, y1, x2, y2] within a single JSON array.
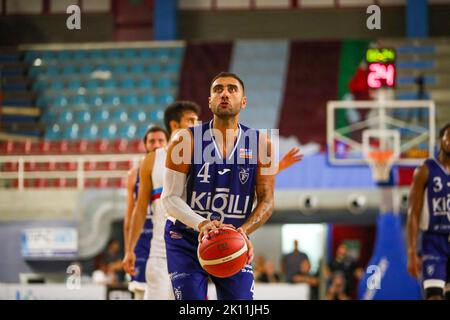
[[241, 181, 274, 235]]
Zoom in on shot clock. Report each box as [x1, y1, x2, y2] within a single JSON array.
[[366, 48, 396, 89]]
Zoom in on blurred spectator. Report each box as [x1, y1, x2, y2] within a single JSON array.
[[415, 73, 429, 120], [349, 61, 369, 100], [415, 73, 426, 100], [292, 259, 319, 300], [96, 239, 125, 286], [281, 240, 310, 283], [253, 255, 266, 282], [325, 243, 363, 297], [257, 261, 281, 283], [325, 273, 351, 300]]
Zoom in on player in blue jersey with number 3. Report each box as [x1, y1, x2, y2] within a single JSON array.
[[161, 72, 278, 300], [407, 123, 450, 300]]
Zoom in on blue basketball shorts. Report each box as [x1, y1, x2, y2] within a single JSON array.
[[131, 233, 151, 284], [164, 220, 254, 300], [421, 232, 450, 289]]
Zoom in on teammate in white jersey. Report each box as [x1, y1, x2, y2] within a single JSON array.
[[123, 126, 168, 299], [123, 101, 201, 299]]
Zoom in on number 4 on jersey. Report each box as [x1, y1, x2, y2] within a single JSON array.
[[197, 162, 211, 183]]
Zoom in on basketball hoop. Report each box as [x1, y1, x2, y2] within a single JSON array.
[[362, 129, 400, 183], [367, 150, 395, 182]]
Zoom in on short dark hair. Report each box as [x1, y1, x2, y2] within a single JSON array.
[[439, 123, 450, 138], [143, 125, 169, 144], [210, 72, 245, 93], [164, 101, 201, 135]]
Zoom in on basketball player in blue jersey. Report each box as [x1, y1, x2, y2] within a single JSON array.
[[407, 123, 450, 300], [123, 97, 303, 300], [161, 72, 278, 300], [123, 101, 201, 300], [123, 126, 168, 299]]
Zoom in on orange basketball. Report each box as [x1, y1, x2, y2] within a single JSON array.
[[197, 226, 248, 278]]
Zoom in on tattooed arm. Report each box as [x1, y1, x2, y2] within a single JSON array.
[[238, 134, 275, 263], [239, 174, 274, 235]]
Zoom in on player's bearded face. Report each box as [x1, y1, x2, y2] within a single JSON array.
[[209, 77, 246, 117]]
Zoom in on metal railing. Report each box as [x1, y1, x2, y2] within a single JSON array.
[[0, 153, 142, 191]]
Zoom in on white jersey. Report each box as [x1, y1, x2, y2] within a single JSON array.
[[149, 147, 167, 259], [145, 147, 174, 300]]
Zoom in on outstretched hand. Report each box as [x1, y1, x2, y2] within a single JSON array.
[[278, 147, 304, 174]]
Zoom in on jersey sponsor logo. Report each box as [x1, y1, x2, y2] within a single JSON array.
[[239, 167, 250, 184], [169, 231, 183, 239], [218, 168, 231, 175], [190, 188, 250, 221], [431, 196, 450, 220]]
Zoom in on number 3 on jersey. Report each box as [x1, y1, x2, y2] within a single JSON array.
[[197, 162, 211, 183], [433, 176, 443, 192]]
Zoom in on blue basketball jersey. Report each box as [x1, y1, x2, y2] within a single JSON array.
[[185, 120, 259, 229], [131, 167, 153, 284], [421, 159, 450, 234], [133, 168, 153, 228]]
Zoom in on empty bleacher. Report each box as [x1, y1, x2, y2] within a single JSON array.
[[380, 38, 450, 129], [0, 43, 183, 189]]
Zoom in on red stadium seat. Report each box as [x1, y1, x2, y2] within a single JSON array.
[[47, 141, 67, 154], [73, 140, 88, 154], [40, 161, 57, 171], [59, 140, 70, 153], [93, 139, 110, 153], [38, 140, 51, 153], [112, 139, 128, 153], [11, 179, 19, 188], [55, 178, 77, 188], [66, 178, 77, 188], [107, 177, 126, 188], [59, 162, 77, 171], [130, 139, 145, 153], [117, 160, 133, 170], [29, 141, 43, 154], [88, 178, 107, 188], [23, 140, 33, 154], [35, 178, 49, 188], [3, 162, 18, 171], [84, 161, 97, 171], [24, 179, 33, 188], [0, 140, 14, 154], [9, 141, 32, 155], [103, 161, 118, 170], [24, 161, 38, 171], [24, 179, 48, 188]]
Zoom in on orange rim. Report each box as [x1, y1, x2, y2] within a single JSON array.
[[367, 150, 394, 164]]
